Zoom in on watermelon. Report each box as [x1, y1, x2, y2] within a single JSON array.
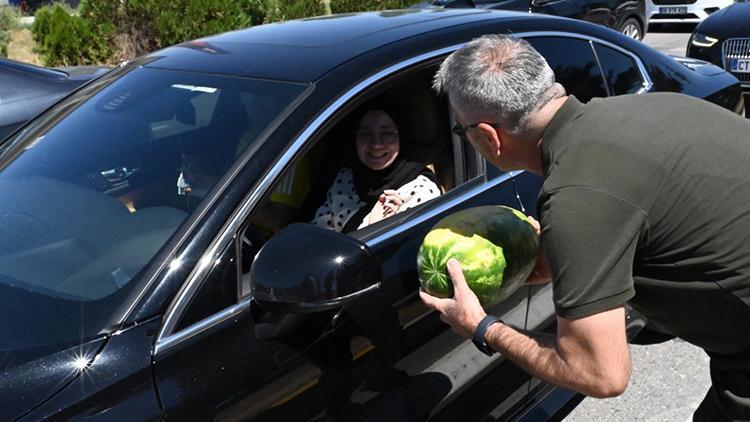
[[417, 205, 539, 307]]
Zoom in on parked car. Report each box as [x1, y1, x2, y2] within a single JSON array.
[[686, 0, 750, 116], [16, 0, 80, 13], [0, 58, 107, 140], [646, 0, 732, 24], [0, 9, 743, 422], [416, 0, 648, 40]]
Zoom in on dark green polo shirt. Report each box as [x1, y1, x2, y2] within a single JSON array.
[[539, 93, 750, 354]]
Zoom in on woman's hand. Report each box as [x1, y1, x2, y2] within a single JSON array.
[[380, 189, 403, 216], [368, 190, 403, 224]]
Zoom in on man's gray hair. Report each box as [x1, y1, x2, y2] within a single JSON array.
[[433, 34, 560, 135]]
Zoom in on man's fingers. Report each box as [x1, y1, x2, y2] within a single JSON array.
[[446, 258, 470, 298], [419, 289, 442, 310], [527, 215, 541, 235]]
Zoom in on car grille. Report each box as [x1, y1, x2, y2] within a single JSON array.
[[652, 0, 697, 5], [723, 38, 750, 84]]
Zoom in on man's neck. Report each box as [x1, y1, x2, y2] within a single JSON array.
[[523, 95, 568, 175], [534, 95, 569, 141]]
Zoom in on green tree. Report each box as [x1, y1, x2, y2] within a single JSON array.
[[0, 6, 19, 57], [32, 3, 110, 66]]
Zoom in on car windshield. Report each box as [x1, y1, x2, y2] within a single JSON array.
[[0, 66, 306, 364]]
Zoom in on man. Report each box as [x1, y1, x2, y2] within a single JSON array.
[[420, 34, 750, 421]]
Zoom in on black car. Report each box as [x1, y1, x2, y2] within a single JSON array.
[[15, 0, 80, 13], [0, 58, 107, 140], [418, 0, 648, 40], [686, 1, 750, 115], [0, 9, 742, 421]]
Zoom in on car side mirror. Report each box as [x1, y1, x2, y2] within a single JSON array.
[[250, 223, 383, 313]]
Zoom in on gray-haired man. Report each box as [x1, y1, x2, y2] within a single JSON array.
[[420, 34, 750, 421]]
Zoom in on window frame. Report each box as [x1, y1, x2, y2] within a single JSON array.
[[521, 32, 653, 95], [592, 42, 647, 96], [153, 31, 654, 356]]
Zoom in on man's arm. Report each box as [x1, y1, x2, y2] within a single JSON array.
[[419, 259, 631, 398]]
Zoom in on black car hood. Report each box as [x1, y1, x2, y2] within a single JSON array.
[[698, 2, 750, 39], [0, 336, 106, 420]]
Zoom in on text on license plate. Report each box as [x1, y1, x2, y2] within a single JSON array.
[[731, 58, 750, 73], [659, 6, 687, 13]]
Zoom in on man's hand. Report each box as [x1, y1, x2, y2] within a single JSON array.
[[419, 258, 487, 338], [419, 259, 631, 398], [525, 215, 552, 285]]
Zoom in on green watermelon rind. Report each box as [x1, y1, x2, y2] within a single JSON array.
[[417, 205, 539, 307]]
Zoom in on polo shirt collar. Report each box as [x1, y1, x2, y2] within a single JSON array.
[[540, 95, 585, 174]]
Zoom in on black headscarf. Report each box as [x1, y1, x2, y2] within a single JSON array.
[[343, 102, 439, 232]]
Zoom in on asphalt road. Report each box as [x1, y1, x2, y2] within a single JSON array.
[[564, 23, 713, 422], [564, 339, 712, 421], [641, 23, 696, 57]]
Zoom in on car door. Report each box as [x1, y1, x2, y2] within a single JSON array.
[[150, 46, 539, 420]]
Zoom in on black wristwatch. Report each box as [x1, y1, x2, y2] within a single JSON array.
[[472, 315, 503, 356]]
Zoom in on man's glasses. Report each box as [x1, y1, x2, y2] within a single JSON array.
[[452, 121, 500, 142]]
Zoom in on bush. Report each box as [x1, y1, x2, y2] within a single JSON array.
[[30, 0, 420, 66], [263, 0, 325, 23], [32, 3, 110, 66], [77, 0, 270, 61], [123, 0, 253, 51], [0, 6, 20, 57], [330, 0, 414, 13]]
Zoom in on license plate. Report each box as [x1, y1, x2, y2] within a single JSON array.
[[730, 58, 750, 74], [659, 6, 687, 13]]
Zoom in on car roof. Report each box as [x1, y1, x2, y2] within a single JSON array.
[[141, 9, 547, 83], [0, 57, 70, 79]]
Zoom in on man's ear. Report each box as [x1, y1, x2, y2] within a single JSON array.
[[476, 122, 502, 158]]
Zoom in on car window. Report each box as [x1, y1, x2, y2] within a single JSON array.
[[593, 44, 644, 95], [525, 36, 608, 102], [174, 241, 239, 332], [150, 91, 220, 140], [298, 71, 455, 237], [0, 66, 306, 360]]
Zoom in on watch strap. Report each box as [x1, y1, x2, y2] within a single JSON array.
[[472, 315, 502, 356]]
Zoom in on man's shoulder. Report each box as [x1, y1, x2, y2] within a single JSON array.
[[585, 92, 723, 117]]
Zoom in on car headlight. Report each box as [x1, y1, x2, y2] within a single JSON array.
[[691, 32, 719, 48]]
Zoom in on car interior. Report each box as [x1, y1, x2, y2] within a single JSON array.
[[245, 64, 471, 241]]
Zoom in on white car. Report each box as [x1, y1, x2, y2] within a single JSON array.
[[647, 0, 732, 23]]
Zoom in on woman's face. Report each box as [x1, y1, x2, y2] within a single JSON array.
[[355, 110, 400, 171]]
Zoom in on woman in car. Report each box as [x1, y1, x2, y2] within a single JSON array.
[[311, 103, 441, 232]]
